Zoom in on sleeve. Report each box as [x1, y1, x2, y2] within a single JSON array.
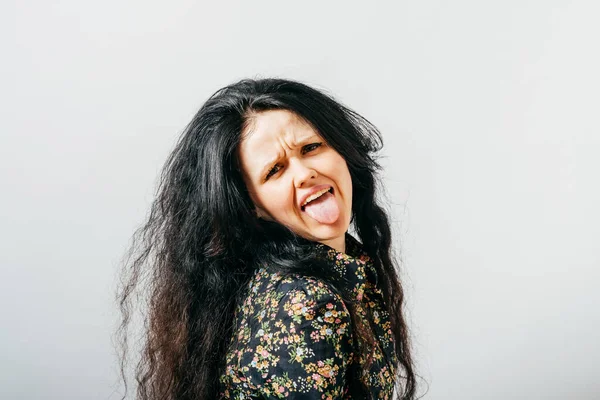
[[226, 278, 355, 399]]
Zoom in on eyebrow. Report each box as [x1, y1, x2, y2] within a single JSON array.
[[258, 134, 321, 180]]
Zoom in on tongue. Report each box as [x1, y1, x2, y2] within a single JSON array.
[[303, 192, 340, 224]]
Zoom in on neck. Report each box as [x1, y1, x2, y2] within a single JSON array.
[[318, 234, 346, 254]]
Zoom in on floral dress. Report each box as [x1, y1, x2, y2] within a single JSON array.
[[219, 233, 398, 399]]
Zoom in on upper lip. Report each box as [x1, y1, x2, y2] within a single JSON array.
[[298, 184, 333, 210]]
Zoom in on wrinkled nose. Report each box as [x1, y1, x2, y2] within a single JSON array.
[[292, 159, 318, 188]]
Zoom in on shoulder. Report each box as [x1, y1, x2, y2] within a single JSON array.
[[240, 266, 349, 324], [221, 266, 355, 397]]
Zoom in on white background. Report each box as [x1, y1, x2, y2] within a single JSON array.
[[2, 1, 599, 399]]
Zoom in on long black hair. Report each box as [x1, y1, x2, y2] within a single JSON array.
[[117, 78, 416, 399]]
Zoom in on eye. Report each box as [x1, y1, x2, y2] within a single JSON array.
[[302, 142, 323, 154], [264, 143, 323, 182], [265, 164, 281, 181]]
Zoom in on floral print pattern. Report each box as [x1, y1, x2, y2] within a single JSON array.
[[219, 233, 398, 399]]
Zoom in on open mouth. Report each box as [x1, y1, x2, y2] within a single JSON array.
[[300, 187, 334, 212]]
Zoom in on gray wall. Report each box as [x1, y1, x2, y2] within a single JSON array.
[[2, 1, 598, 399]]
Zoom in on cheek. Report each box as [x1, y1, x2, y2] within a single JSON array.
[[257, 185, 295, 216], [330, 157, 352, 188]]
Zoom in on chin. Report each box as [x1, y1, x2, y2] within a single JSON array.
[[306, 218, 350, 241]]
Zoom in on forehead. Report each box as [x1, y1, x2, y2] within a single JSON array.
[[241, 109, 316, 146], [238, 109, 320, 172]]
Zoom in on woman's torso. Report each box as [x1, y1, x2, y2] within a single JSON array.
[[219, 234, 398, 399]]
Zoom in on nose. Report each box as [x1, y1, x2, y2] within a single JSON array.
[[292, 158, 318, 188]]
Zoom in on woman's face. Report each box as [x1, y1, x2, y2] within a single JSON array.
[[238, 109, 352, 253]]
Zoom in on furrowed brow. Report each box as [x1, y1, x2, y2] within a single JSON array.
[[257, 134, 321, 180]]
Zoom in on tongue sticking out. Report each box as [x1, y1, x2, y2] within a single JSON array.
[[303, 192, 340, 224]]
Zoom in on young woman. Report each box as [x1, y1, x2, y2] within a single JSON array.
[[117, 78, 417, 399]]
